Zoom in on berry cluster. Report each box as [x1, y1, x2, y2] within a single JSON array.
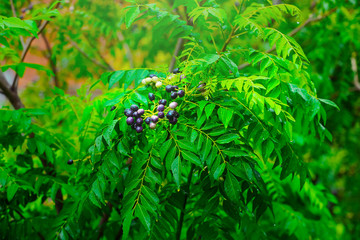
[[124, 105, 146, 133], [140, 74, 163, 88]]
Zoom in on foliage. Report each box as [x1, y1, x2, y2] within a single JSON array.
[[0, 0, 358, 239]]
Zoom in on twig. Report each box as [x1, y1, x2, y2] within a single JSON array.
[[351, 53, 360, 91], [220, 26, 236, 53], [10, 0, 25, 49], [41, 34, 60, 87], [238, 8, 337, 70], [83, 33, 115, 71], [175, 164, 194, 240], [11, 2, 61, 90], [97, 202, 113, 240], [169, 38, 185, 72], [117, 32, 134, 69], [66, 36, 114, 71]]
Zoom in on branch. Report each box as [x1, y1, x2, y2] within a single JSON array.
[[169, 38, 185, 72], [0, 71, 25, 109], [11, 2, 61, 90], [175, 164, 194, 240], [66, 36, 114, 71], [97, 202, 113, 240], [83, 33, 115, 71], [238, 8, 337, 70], [117, 32, 134, 69], [351, 53, 360, 91], [10, 0, 25, 48], [41, 34, 60, 87]]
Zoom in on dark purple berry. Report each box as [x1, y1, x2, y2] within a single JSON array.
[[137, 109, 145, 115], [136, 126, 143, 133], [124, 109, 133, 117], [165, 85, 173, 93], [171, 85, 178, 91], [171, 92, 178, 99], [130, 105, 139, 111], [131, 124, 136, 130], [173, 68, 180, 74], [67, 159, 74, 165], [151, 115, 159, 123], [126, 117, 134, 125], [166, 110, 175, 119], [149, 74, 157, 78], [177, 90, 185, 97], [174, 111, 179, 118], [111, 106, 116, 111], [133, 111, 139, 118], [145, 117, 151, 124], [169, 118, 178, 125], [136, 118, 143, 125], [159, 99, 167, 106], [157, 104, 165, 112], [148, 93, 155, 101], [158, 112, 165, 118]]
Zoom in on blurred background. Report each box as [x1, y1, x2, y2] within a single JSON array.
[[1, 0, 359, 238]]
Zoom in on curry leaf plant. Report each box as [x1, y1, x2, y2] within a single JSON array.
[[0, 1, 339, 239]]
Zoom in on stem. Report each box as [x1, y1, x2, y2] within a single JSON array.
[[175, 164, 195, 240], [41, 33, 60, 87], [169, 38, 185, 72]]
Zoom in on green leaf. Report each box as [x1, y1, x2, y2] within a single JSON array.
[[318, 98, 340, 111], [7, 184, 19, 201], [224, 172, 240, 202], [135, 204, 151, 232], [213, 163, 226, 179], [217, 108, 233, 129], [182, 150, 202, 167], [216, 134, 239, 144], [171, 156, 181, 188], [125, 6, 141, 29]]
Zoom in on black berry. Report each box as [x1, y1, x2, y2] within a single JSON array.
[[136, 118, 143, 125], [149, 74, 157, 78], [165, 85, 173, 93], [145, 117, 151, 124], [173, 68, 180, 74], [177, 90, 185, 97], [166, 110, 175, 119], [151, 115, 159, 123], [157, 104, 165, 112], [174, 111, 179, 118], [159, 99, 167, 106], [198, 83, 206, 92], [136, 126, 143, 133], [133, 111, 139, 118], [130, 105, 139, 111], [169, 118, 178, 125], [126, 117, 134, 125], [111, 106, 116, 111], [171, 85, 178, 91], [137, 109, 145, 115], [158, 112, 165, 118], [171, 92, 178, 99], [67, 159, 74, 165], [148, 93, 155, 101], [124, 109, 132, 117]]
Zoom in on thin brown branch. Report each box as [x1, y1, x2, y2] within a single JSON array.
[[41, 34, 60, 87], [169, 38, 185, 72], [220, 26, 236, 53], [83, 33, 115, 71], [238, 8, 337, 70], [117, 32, 134, 69], [97, 202, 113, 240], [351, 53, 360, 91], [11, 2, 61, 90], [66, 36, 114, 71], [10, 0, 25, 48]]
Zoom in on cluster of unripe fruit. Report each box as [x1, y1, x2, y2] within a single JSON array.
[[141, 74, 163, 88]]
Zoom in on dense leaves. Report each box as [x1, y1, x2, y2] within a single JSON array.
[[1, 0, 358, 239]]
